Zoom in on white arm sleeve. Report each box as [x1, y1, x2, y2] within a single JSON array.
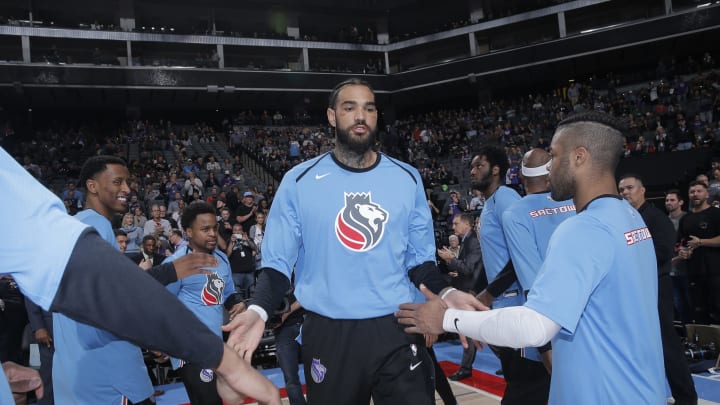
[[443, 306, 560, 348]]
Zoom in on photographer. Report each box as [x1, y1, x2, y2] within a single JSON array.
[[225, 224, 258, 298]]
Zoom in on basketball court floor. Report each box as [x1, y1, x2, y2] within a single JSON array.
[[153, 340, 720, 405]]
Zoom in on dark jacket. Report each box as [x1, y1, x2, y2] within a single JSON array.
[[638, 201, 675, 277], [25, 297, 53, 336], [446, 230, 484, 292], [129, 252, 166, 267]]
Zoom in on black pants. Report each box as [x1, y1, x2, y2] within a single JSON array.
[[688, 274, 720, 323], [0, 278, 28, 363], [428, 346, 456, 405], [301, 312, 435, 405], [36, 343, 54, 405], [458, 338, 477, 373], [178, 362, 223, 405], [659, 275, 698, 404], [490, 346, 550, 405]]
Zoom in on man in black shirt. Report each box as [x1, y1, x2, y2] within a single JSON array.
[[676, 180, 720, 324], [619, 174, 697, 405], [234, 192, 257, 233], [226, 224, 258, 298]]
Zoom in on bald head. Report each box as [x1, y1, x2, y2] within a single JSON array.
[[522, 148, 552, 192], [523, 148, 551, 172]]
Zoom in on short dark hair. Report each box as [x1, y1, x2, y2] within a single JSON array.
[[328, 78, 374, 109], [142, 235, 156, 244], [556, 111, 626, 171], [170, 229, 183, 238], [456, 212, 474, 226], [113, 229, 127, 237], [618, 173, 644, 186], [665, 189, 683, 200], [181, 201, 216, 229], [78, 155, 126, 188], [689, 180, 708, 189], [477, 146, 509, 180]]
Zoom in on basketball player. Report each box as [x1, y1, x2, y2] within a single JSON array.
[[397, 112, 665, 404], [224, 78, 483, 405], [0, 147, 280, 405], [163, 202, 245, 405]]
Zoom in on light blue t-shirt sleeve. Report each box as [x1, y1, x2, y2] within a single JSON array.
[[405, 168, 437, 270], [525, 216, 612, 334], [0, 374, 11, 405], [0, 146, 88, 310], [262, 171, 302, 279], [162, 254, 183, 296]]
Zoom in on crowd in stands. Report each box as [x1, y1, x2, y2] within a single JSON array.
[[6, 54, 719, 235]]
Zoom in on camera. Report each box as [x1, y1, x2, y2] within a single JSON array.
[[233, 233, 244, 240], [683, 334, 718, 361]]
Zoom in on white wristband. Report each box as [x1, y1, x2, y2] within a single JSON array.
[[247, 304, 268, 322], [440, 287, 457, 300]]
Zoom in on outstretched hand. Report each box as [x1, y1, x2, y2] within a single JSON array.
[[444, 288, 488, 348], [396, 284, 449, 335], [3, 361, 43, 400], [444, 288, 488, 312], [215, 344, 281, 405], [221, 309, 266, 363], [173, 252, 216, 279]]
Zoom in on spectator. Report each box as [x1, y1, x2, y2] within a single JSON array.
[[144, 204, 172, 238], [133, 206, 148, 228], [184, 171, 204, 201], [675, 180, 720, 324], [206, 156, 221, 172], [182, 158, 199, 177], [205, 171, 221, 189], [234, 191, 257, 233], [226, 224, 258, 298], [120, 212, 144, 254], [249, 212, 265, 269], [437, 213, 483, 381]]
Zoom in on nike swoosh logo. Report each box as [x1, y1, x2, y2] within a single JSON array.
[[315, 172, 330, 180], [410, 361, 423, 371], [454, 318, 460, 331]]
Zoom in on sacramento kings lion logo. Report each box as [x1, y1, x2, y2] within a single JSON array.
[[335, 192, 389, 252], [310, 358, 327, 383], [201, 273, 224, 306]]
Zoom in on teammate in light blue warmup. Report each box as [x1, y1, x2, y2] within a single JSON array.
[[398, 111, 665, 405], [501, 148, 575, 373], [163, 202, 245, 405], [0, 148, 281, 405]]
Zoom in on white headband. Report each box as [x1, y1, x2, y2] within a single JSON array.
[[521, 160, 551, 177]]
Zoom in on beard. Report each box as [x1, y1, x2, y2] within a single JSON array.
[[549, 157, 575, 201], [336, 122, 377, 155], [472, 178, 489, 193], [471, 171, 492, 193], [691, 198, 706, 208]]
